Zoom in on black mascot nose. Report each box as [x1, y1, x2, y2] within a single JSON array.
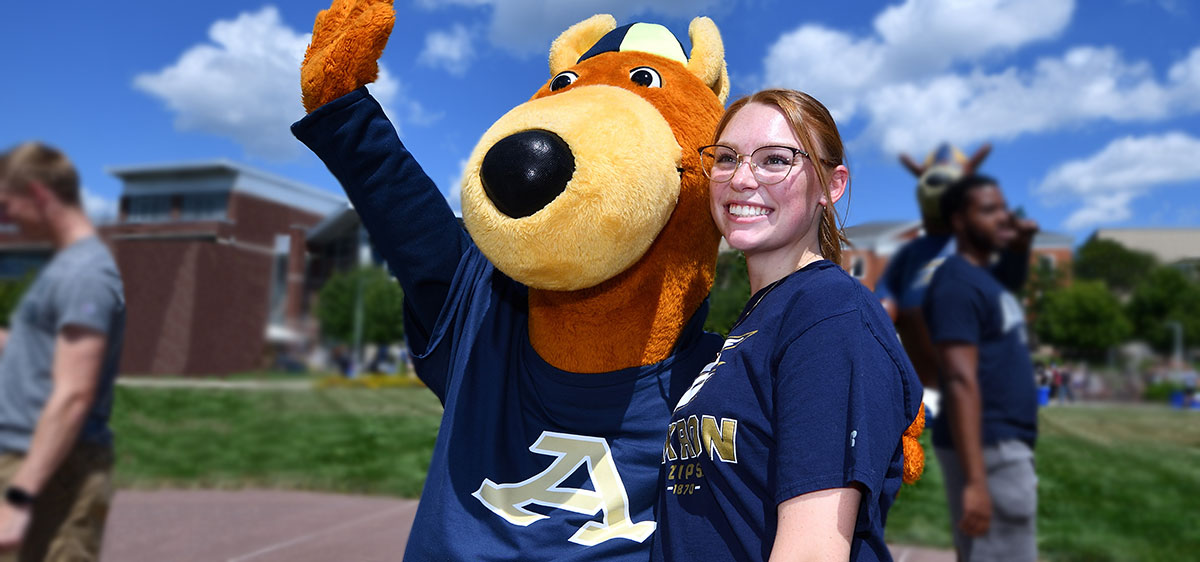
[[480, 130, 575, 219]]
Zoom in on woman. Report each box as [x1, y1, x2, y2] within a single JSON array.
[[654, 89, 925, 562]]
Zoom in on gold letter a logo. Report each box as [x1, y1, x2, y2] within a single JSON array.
[[472, 431, 657, 546]]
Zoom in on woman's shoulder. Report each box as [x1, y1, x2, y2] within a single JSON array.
[[775, 261, 874, 335]]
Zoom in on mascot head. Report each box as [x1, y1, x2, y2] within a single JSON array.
[[459, 15, 728, 291], [900, 142, 991, 233]]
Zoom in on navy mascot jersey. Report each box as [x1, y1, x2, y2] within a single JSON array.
[[654, 261, 923, 562], [294, 89, 722, 561]]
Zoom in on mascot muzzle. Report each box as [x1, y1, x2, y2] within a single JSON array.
[[462, 86, 682, 292]]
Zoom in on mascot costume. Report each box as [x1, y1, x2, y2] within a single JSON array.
[[292, 1, 728, 559], [293, 1, 923, 559], [879, 143, 1034, 392], [879, 143, 992, 389]]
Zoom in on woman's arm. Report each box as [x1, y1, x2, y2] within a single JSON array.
[[769, 487, 862, 562]]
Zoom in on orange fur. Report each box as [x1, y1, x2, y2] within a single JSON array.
[[902, 403, 926, 484], [301, 0, 395, 113], [526, 52, 724, 373]]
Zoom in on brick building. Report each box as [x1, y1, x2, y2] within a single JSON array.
[[840, 220, 1074, 291], [105, 160, 344, 375]]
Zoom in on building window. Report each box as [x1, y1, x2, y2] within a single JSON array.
[[268, 234, 291, 324], [0, 251, 51, 280], [180, 192, 228, 221], [126, 195, 172, 223], [1038, 254, 1056, 271], [850, 256, 866, 279]]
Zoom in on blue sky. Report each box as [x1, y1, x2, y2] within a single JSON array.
[[3, 0, 1198, 241]]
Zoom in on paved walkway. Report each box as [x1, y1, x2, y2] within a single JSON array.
[[101, 489, 953, 561], [116, 378, 312, 391], [101, 490, 418, 562]]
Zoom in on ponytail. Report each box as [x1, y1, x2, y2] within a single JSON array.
[[817, 204, 848, 266]]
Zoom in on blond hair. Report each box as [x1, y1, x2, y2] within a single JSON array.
[[0, 142, 82, 207], [712, 89, 850, 265]]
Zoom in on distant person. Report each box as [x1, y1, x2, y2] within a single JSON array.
[[1182, 367, 1198, 409], [879, 144, 1037, 413], [1057, 364, 1075, 404], [0, 142, 126, 562], [1071, 363, 1088, 401], [924, 174, 1038, 562], [1049, 362, 1063, 403], [331, 345, 352, 377]]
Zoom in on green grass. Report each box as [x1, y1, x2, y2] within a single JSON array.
[[111, 385, 442, 497], [885, 405, 1200, 561], [114, 387, 1199, 560]]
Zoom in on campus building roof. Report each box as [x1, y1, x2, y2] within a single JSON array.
[[108, 159, 345, 217]]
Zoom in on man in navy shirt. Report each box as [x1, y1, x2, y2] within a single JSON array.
[[924, 175, 1038, 562], [876, 144, 1034, 399]]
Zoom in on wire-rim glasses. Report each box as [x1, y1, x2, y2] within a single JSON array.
[[699, 144, 825, 185]]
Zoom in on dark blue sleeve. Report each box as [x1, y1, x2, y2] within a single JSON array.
[[874, 246, 905, 302], [990, 247, 1031, 294], [924, 266, 983, 345], [772, 310, 908, 527], [291, 87, 469, 345]]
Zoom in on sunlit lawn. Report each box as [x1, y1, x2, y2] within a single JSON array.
[[111, 384, 441, 497], [885, 404, 1200, 561], [113, 385, 1199, 561]]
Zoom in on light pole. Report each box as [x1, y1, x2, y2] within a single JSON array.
[[1166, 320, 1184, 369], [351, 225, 368, 376]]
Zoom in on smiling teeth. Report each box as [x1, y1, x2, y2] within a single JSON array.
[[729, 204, 770, 217]]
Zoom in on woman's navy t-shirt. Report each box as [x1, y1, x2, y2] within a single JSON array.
[[653, 260, 923, 562]]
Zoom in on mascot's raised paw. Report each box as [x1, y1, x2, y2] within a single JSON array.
[[301, 0, 395, 113]]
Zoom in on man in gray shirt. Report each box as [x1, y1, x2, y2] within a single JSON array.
[[0, 142, 125, 562]]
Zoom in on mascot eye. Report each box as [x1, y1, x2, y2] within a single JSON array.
[[550, 71, 579, 91], [629, 66, 662, 88]]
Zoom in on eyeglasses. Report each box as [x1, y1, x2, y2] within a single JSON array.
[[698, 144, 832, 185], [698, 144, 824, 185]]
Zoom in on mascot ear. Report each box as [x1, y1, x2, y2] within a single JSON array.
[[963, 143, 993, 176], [550, 14, 618, 76], [899, 153, 925, 178], [686, 17, 729, 104]]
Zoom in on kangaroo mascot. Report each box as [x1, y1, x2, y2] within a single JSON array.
[[881, 143, 994, 388]]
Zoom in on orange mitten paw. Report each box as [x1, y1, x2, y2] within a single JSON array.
[[901, 403, 926, 484], [301, 0, 396, 113]]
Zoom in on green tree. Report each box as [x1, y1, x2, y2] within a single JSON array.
[[704, 251, 750, 336], [1074, 238, 1158, 294], [1024, 257, 1067, 326], [316, 266, 405, 345], [1035, 281, 1131, 358], [1126, 266, 1200, 352], [0, 273, 34, 327]]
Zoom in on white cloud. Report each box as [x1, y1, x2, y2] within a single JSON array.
[[861, 45, 1200, 152], [445, 158, 468, 216], [763, 0, 1074, 121], [418, 0, 721, 55], [133, 6, 404, 160], [761, 0, 1200, 155], [418, 25, 476, 75], [1038, 132, 1200, 230], [81, 187, 118, 225]]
